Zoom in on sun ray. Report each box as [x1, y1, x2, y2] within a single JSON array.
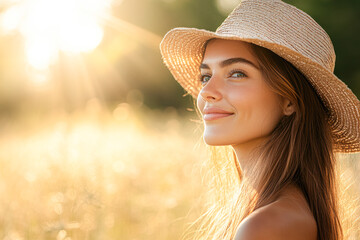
[[98, 14, 162, 49]]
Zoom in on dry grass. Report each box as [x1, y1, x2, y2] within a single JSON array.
[[0, 105, 358, 240], [0, 105, 207, 240]]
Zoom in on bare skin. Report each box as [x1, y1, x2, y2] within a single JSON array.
[[235, 185, 317, 240]]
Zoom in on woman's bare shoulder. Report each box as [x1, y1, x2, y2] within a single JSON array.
[[234, 194, 317, 240]]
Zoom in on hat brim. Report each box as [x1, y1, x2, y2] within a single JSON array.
[[160, 27, 360, 153]]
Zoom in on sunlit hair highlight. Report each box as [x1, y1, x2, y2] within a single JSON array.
[[186, 40, 343, 240]]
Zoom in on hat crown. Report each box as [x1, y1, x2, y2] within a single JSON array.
[[216, 0, 336, 72]]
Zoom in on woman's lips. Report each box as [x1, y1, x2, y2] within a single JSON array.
[[202, 107, 234, 121], [203, 113, 234, 121]]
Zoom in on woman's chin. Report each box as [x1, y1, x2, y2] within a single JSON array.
[[202, 135, 230, 146]]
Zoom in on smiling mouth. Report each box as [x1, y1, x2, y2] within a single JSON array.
[[203, 113, 234, 121]]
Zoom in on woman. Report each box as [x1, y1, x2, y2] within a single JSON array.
[[160, 0, 360, 239]]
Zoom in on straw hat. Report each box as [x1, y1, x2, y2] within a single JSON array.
[[160, 0, 360, 153]]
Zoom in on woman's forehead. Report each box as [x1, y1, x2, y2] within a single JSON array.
[[202, 39, 259, 67]]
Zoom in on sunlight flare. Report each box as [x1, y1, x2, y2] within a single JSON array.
[[1, 0, 113, 70]]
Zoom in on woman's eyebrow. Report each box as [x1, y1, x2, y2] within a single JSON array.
[[221, 57, 259, 69], [200, 57, 259, 70]]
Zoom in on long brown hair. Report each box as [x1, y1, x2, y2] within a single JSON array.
[[188, 41, 342, 240]]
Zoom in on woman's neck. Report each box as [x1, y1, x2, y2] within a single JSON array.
[[232, 137, 268, 175]]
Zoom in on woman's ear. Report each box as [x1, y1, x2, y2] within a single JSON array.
[[282, 98, 295, 116]]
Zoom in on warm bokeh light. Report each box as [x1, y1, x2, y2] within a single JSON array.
[[0, 0, 112, 70], [25, 37, 57, 70]]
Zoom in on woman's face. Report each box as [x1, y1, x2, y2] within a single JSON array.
[[197, 39, 287, 149]]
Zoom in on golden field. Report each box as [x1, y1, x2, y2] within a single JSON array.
[[0, 104, 359, 240], [0, 103, 208, 240]]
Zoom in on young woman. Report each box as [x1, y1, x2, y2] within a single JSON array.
[[160, 0, 360, 239]]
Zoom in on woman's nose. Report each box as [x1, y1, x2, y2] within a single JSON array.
[[199, 75, 223, 102]]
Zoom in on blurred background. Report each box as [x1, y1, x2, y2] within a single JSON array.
[[0, 0, 359, 239]]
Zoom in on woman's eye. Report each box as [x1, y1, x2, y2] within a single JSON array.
[[230, 71, 246, 78], [200, 75, 211, 85]]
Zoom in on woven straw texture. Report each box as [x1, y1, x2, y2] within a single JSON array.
[[160, 0, 360, 153]]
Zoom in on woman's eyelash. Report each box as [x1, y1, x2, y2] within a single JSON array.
[[199, 70, 247, 84], [229, 70, 247, 78], [199, 74, 211, 84]]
